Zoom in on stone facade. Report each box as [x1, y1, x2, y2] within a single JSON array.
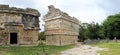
[[0, 5, 40, 46], [44, 5, 79, 46]]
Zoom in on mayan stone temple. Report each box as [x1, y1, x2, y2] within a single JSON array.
[[44, 5, 79, 46], [0, 5, 40, 46]]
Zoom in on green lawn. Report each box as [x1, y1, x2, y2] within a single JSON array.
[[0, 45, 74, 55], [91, 42, 120, 55]]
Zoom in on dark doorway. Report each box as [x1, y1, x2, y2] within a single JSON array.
[[10, 33, 18, 44]]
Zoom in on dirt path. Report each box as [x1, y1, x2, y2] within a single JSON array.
[[61, 45, 103, 55], [0, 51, 6, 55], [0, 49, 7, 55]]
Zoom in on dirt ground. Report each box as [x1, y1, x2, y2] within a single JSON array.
[[0, 50, 6, 55], [61, 44, 104, 55]]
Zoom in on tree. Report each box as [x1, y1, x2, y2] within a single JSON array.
[[38, 31, 45, 40], [84, 22, 95, 39], [79, 22, 101, 40], [78, 23, 88, 41], [84, 22, 101, 39], [102, 13, 120, 39], [99, 25, 105, 39]]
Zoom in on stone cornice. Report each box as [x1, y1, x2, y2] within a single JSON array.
[[0, 5, 40, 16], [44, 15, 79, 24]]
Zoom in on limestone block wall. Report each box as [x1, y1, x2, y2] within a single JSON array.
[[45, 19, 61, 35], [0, 30, 9, 45], [15, 25, 39, 46], [60, 19, 79, 35], [45, 18, 79, 46], [46, 35, 78, 46]]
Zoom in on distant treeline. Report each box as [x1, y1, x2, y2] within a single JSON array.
[[78, 13, 120, 41]]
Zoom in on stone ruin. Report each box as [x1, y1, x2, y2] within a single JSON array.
[[44, 5, 79, 46], [0, 4, 79, 46], [0, 5, 40, 46]]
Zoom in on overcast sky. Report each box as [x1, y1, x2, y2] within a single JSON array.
[[0, 0, 120, 31]]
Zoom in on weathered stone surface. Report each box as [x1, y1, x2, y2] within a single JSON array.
[[0, 5, 40, 46], [0, 5, 40, 16], [44, 5, 79, 46]]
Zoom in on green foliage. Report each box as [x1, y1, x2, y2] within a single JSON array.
[[78, 22, 101, 40], [85, 22, 101, 39], [102, 13, 120, 39], [78, 23, 87, 41], [99, 25, 105, 39], [91, 42, 120, 55], [79, 13, 120, 40], [0, 45, 74, 55], [38, 31, 45, 40]]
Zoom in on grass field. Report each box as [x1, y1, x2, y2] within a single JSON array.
[[91, 42, 120, 55], [0, 45, 74, 55]]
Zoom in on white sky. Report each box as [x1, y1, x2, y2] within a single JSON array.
[[0, 0, 120, 31]]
